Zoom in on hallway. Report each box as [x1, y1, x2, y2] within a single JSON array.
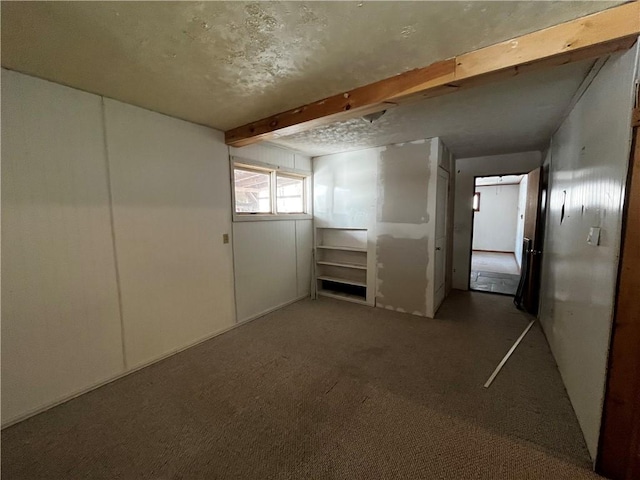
[[2, 292, 595, 479]]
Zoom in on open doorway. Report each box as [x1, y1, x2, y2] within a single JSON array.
[[470, 174, 527, 296]]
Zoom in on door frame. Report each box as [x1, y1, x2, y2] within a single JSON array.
[[468, 172, 528, 292], [597, 106, 640, 479]]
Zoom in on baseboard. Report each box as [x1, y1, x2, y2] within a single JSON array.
[[2, 294, 310, 429], [237, 294, 311, 324]]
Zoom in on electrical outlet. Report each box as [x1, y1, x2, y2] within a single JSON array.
[[222, 233, 229, 244]]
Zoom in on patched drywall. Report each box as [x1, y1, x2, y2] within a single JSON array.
[[375, 140, 441, 317], [313, 138, 450, 317], [1, 1, 620, 132], [378, 142, 431, 224], [376, 236, 429, 315]]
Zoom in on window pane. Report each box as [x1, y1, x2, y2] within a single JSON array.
[[276, 175, 304, 213], [234, 168, 271, 213]]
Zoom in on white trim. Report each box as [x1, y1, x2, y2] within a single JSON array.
[[235, 294, 311, 324], [233, 213, 312, 222]]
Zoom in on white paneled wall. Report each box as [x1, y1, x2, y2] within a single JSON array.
[[472, 184, 519, 253], [104, 99, 235, 369], [1, 70, 125, 422], [1, 70, 237, 424], [229, 143, 313, 322], [539, 46, 639, 461]]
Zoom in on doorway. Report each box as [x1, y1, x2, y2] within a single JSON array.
[[470, 174, 527, 295]]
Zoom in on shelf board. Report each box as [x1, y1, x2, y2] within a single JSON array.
[[317, 275, 367, 287], [316, 260, 367, 270], [316, 227, 367, 231], [317, 289, 368, 305], [316, 245, 366, 253]]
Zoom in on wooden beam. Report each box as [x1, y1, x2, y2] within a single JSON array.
[[225, 1, 640, 147]]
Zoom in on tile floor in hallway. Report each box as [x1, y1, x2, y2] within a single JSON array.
[[471, 251, 521, 295]]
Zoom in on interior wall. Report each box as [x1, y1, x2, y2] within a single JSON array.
[[377, 140, 438, 317], [1, 69, 125, 425], [472, 184, 519, 253], [1, 69, 236, 425], [104, 99, 236, 369], [539, 45, 639, 461], [313, 138, 451, 317], [313, 147, 379, 305], [452, 151, 542, 290], [514, 176, 528, 268], [229, 144, 312, 323]]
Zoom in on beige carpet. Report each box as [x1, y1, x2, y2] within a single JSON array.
[[472, 251, 520, 275], [2, 292, 600, 479]]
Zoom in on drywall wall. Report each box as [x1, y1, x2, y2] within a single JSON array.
[[104, 99, 235, 369], [514, 176, 528, 268], [314, 138, 452, 317], [1, 69, 125, 424], [472, 184, 519, 252], [377, 141, 435, 316], [453, 151, 542, 290], [538, 45, 639, 461], [1, 69, 237, 424], [229, 144, 312, 322]]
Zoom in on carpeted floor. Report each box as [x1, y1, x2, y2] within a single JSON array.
[[2, 291, 600, 479]]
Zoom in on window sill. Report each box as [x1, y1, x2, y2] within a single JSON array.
[[233, 213, 312, 223]]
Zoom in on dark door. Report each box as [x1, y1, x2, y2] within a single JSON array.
[[514, 166, 544, 314]]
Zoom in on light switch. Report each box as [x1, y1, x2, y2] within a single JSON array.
[[587, 227, 600, 246], [222, 233, 229, 244]]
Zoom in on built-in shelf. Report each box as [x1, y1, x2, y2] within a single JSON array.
[[315, 227, 369, 305], [316, 275, 366, 287], [316, 260, 367, 270], [317, 289, 369, 305], [316, 245, 366, 252]]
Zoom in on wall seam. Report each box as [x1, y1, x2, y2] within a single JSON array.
[[228, 148, 240, 324], [100, 97, 128, 370], [294, 220, 300, 297]]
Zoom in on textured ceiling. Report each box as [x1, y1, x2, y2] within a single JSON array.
[[270, 59, 594, 157], [1, 1, 624, 132]]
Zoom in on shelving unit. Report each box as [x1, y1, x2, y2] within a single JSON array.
[[315, 227, 369, 305]]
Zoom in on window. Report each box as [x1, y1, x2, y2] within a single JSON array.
[[473, 192, 481, 212], [234, 167, 271, 213], [276, 174, 304, 213], [232, 161, 309, 218]]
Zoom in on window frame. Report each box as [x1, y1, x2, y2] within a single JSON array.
[[231, 156, 312, 222]]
